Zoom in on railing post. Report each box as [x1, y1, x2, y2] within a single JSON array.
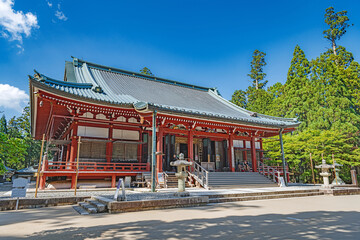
[[205, 171, 209, 187], [277, 171, 280, 183]]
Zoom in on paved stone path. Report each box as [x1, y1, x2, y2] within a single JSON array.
[[0, 194, 359, 239], [1, 182, 321, 201]]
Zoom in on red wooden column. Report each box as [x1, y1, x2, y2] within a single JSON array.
[[250, 136, 258, 172], [156, 127, 164, 173], [228, 134, 235, 172], [106, 124, 113, 163], [138, 129, 143, 162], [69, 122, 78, 189], [65, 144, 70, 165], [188, 130, 194, 160], [259, 139, 264, 162], [69, 122, 78, 168]]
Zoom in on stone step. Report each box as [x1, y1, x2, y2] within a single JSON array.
[[208, 189, 320, 198], [209, 192, 323, 203], [73, 205, 90, 215], [79, 202, 98, 214], [92, 195, 114, 205], [85, 199, 107, 213]]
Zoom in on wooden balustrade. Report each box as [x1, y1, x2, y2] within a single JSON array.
[[45, 161, 148, 172]]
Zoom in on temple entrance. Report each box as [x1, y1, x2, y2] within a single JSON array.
[[179, 143, 188, 158], [163, 134, 176, 171], [201, 139, 229, 172]]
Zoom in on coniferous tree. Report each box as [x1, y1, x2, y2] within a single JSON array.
[[231, 90, 247, 108], [281, 45, 310, 129], [248, 50, 267, 90], [140, 67, 154, 76], [323, 7, 352, 56], [0, 115, 7, 134]]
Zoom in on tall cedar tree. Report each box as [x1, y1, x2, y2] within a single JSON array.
[[282, 45, 310, 129], [308, 46, 360, 133], [323, 7, 352, 56], [248, 50, 267, 90]]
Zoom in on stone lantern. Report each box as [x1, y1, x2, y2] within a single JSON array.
[[331, 160, 345, 185], [170, 153, 193, 197], [315, 158, 334, 188]]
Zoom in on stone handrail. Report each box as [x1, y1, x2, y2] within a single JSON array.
[[187, 158, 209, 190]]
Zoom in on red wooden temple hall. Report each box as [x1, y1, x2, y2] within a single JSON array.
[[29, 57, 300, 189]]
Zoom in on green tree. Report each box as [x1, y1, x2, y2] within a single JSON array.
[[140, 67, 154, 76], [281, 45, 310, 129], [263, 129, 360, 183], [230, 90, 247, 108], [248, 50, 267, 90], [308, 47, 360, 133], [323, 7, 352, 56], [0, 114, 7, 134]]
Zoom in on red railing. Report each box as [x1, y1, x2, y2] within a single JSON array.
[[45, 161, 149, 172]]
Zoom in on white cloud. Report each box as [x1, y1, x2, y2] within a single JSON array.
[[46, 1, 52, 8], [55, 10, 67, 21], [0, 0, 39, 45], [0, 84, 28, 112]]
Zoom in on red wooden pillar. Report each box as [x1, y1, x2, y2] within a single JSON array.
[[39, 155, 47, 189], [111, 175, 116, 188], [69, 122, 78, 169], [188, 130, 194, 160], [156, 127, 163, 173], [65, 144, 71, 165], [259, 139, 264, 163], [106, 124, 113, 163], [138, 129, 143, 162], [71, 174, 76, 189], [243, 140, 247, 162], [250, 137, 258, 172], [228, 135, 235, 172]]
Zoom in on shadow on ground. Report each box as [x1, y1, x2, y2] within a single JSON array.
[[3, 209, 359, 239]]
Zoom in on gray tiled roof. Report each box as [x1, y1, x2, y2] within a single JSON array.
[[30, 58, 300, 128]]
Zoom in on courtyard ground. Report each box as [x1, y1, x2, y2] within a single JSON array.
[[0, 195, 359, 239]]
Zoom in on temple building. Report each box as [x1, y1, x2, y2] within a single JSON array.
[[29, 57, 300, 189]]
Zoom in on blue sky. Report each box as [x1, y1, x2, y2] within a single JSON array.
[[1, 0, 360, 119]]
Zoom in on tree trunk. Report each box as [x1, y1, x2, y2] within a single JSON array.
[[332, 40, 337, 56], [255, 80, 259, 90]]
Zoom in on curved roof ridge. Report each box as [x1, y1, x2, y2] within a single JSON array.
[[72, 56, 214, 92], [31, 71, 93, 88]]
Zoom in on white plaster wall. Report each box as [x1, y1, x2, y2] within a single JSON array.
[[113, 129, 139, 140], [78, 126, 109, 138]]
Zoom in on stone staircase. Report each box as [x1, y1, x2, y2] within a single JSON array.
[[73, 196, 111, 215], [165, 172, 191, 188], [207, 172, 278, 189], [208, 189, 323, 203]]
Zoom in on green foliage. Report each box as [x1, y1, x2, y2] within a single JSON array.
[[0, 115, 7, 134], [230, 7, 360, 183], [140, 67, 154, 76], [263, 130, 359, 183], [230, 90, 247, 108], [248, 50, 268, 90], [323, 7, 352, 55], [0, 105, 41, 172]]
